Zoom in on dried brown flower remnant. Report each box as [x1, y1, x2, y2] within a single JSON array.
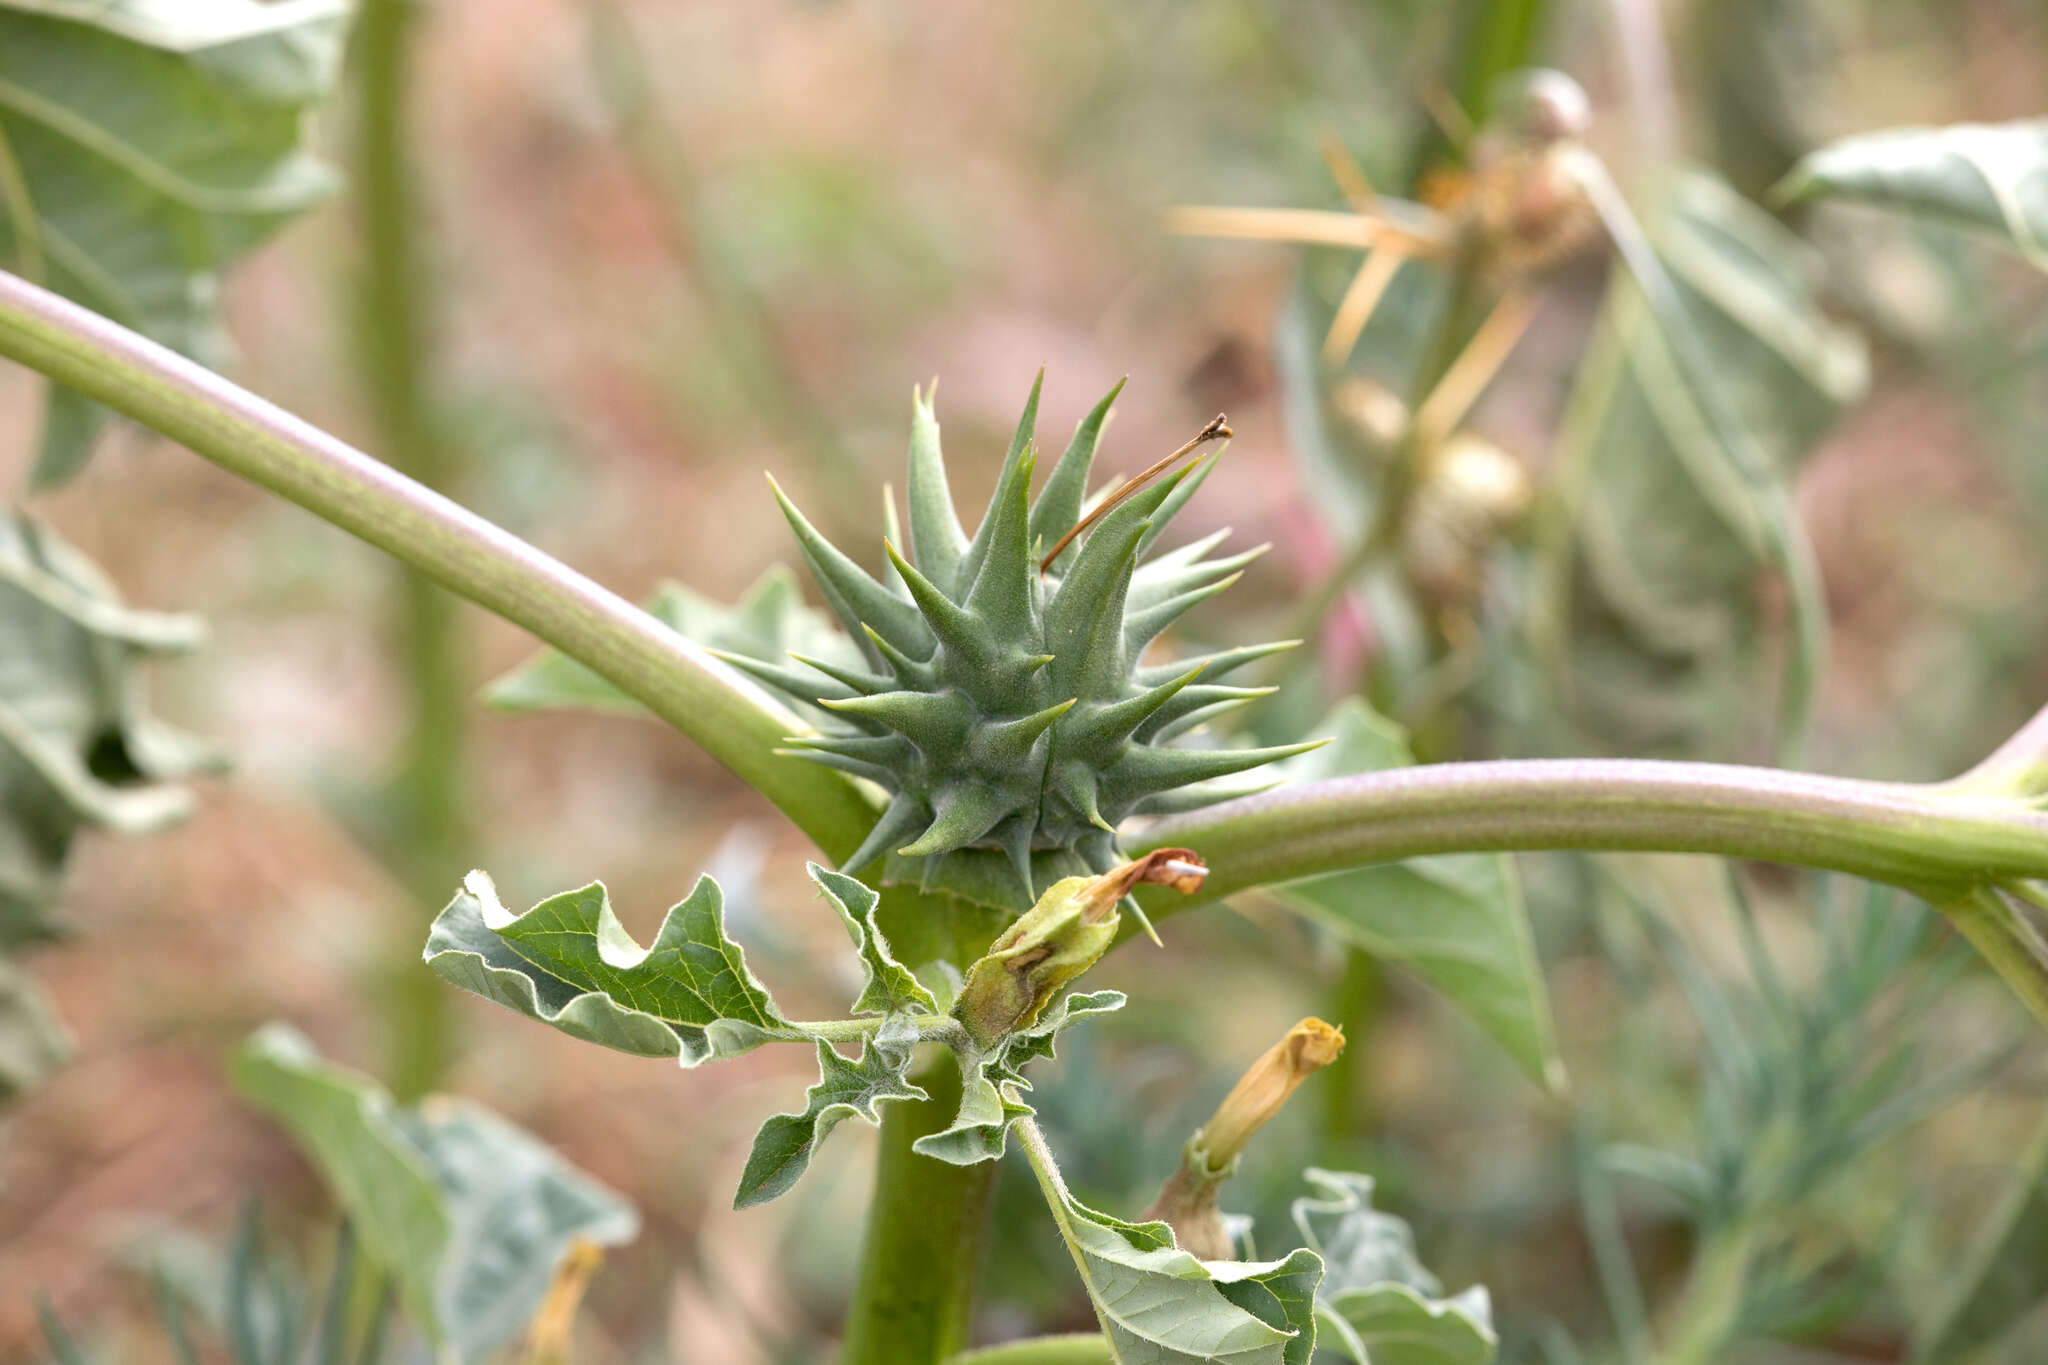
[[1140, 1017, 1346, 1260], [1092, 846, 1209, 909]]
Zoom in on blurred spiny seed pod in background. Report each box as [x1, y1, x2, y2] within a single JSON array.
[[713, 377, 1313, 911]]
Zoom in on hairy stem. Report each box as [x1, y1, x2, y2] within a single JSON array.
[[1012, 1117, 1110, 1342], [0, 268, 881, 861], [841, 1050, 996, 1365], [793, 1013, 970, 1051]]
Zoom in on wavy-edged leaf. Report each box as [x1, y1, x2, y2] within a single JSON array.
[[428, 862, 952, 1207], [1776, 120, 2048, 270], [0, 512, 216, 944], [483, 565, 860, 722], [424, 869, 804, 1066], [1293, 1168, 1497, 1365], [1315, 1285, 1498, 1365], [0, 0, 355, 486], [913, 988, 1125, 1166], [1544, 170, 1866, 757], [1267, 702, 1562, 1092], [232, 1024, 638, 1361], [0, 513, 214, 1107], [735, 1030, 928, 1209], [1034, 1167, 1322, 1365]]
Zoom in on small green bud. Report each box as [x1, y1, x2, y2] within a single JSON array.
[[952, 849, 1206, 1050]]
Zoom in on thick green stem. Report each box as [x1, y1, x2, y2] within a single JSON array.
[[1137, 756, 2048, 913], [1133, 752, 2048, 1024], [841, 1049, 996, 1365], [7, 261, 2048, 1018], [353, 0, 462, 1100], [946, 1336, 1113, 1365], [0, 268, 881, 862]]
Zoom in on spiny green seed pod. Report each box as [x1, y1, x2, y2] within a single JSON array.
[[717, 375, 1311, 905], [953, 849, 1208, 1050]]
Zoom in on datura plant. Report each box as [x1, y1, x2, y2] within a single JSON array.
[[10, 107, 2048, 1356]]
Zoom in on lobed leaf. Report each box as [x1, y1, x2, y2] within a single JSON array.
[[424, 870, 802, 1066], [1315, 1286, 1498, 1365], [1545, 170, 1865, 757], [0, 513, 216, 943], [1267, 702, 1563, 1092], [735, 1030, 928, 1209], [1292, 1169, 1498, 1365], [428, 862, 957, 1207], [1775, 119, 2048, 270], [1037, 1173, 1322, 1365], [913, 988, 1125, 1166], [232, 1024, 638, 1361], [0, 0, 355, 486], [0, 514, 215, 1105]]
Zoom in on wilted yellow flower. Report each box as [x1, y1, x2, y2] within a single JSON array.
[[1140, 1017, 1346, 1259]]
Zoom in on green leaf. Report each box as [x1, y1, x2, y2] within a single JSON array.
[[0, 512, 216, 943], [811, 864, 941, 1017], [1315, 1287, 1498, 1365], [424, 869, 804, 1066], [1543, 170, 1865, 757], [399, 1102, 637, 1359], [1026, 1133, 1323, 1365], [0, 512, 215, 1106], [1292, 1169, 1497, 1365], [1775, 120, 2048, 270], [232, 1024, 638, 1362], [1912, 1111, 2048, 1363], [1266, 702, 1562, 1092], [0, 0, 355, 487], [429, 861, 963, 1207], [483, 565, 862, 722], [735, 1030, 928, 1209], [913, 988, 1125, 1166]]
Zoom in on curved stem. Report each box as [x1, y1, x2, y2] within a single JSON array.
[[1135, 757, 2048, 913], [0, 267, 880, 861], [1952, 701, 2048, 798]]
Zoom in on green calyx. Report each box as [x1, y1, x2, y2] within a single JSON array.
[[953, 850, 1210, 1051], [952, 874, 1120, 1051], [726, 375, 1307, 906]]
